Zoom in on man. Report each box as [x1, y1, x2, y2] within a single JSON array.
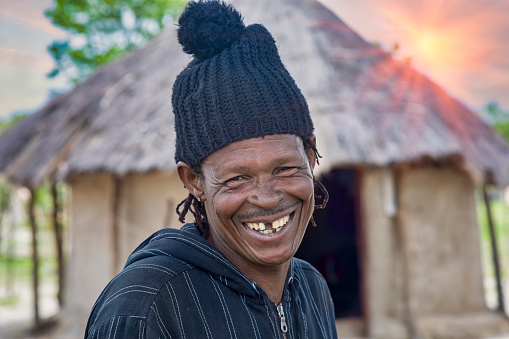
[[85, 1, 337, 338]]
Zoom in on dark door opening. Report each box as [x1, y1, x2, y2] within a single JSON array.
[[295, 168, 362, 318]]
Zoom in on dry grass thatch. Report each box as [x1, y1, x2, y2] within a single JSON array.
[[1, 0, 508, 187]]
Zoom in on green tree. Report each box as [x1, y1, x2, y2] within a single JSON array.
[[483, 102, 509, 144], [45, 0, 186, 84]]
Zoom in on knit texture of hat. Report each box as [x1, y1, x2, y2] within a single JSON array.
[[172, 0, 314, 167]]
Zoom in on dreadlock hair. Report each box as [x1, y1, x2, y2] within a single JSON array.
[[176, 135, 329, 238], [301, 136, 329, 227], [176, 164, 209, 238]]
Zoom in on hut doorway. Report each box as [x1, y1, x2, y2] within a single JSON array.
[[296, 168, 362, 318]]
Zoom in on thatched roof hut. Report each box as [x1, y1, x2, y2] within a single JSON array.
[[1, 0, 508, 187], [1, 0, 509, 337]]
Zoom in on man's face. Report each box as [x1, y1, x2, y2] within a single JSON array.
[[200, 134, 315, 271]]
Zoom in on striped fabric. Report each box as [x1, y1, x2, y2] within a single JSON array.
[[85, 224, 337, 338]]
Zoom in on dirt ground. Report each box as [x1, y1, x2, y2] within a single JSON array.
[[0, 282, 59, 339]]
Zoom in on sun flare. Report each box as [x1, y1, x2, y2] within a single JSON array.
[[414, 31, 451, 69]]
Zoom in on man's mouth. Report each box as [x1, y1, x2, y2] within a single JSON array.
[[242, 213, 292, 235]]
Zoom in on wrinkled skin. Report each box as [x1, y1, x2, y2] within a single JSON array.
[[178, 134, 316, 302]]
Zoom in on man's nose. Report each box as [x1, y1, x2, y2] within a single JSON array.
[[247, 179, 284, 210]]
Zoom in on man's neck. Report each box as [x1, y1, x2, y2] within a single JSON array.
[[207, 232, 292, 304], [237, 260, 291, 304]]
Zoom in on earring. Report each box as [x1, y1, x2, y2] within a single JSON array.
[[197, 197, 202, 202]]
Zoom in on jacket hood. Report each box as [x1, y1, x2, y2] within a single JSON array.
[[124, 224, 263, 299]]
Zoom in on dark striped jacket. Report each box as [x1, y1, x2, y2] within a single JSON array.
[[85, 224, 337, 338]]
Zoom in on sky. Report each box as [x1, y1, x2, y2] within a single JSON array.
[[320, 0, 509, 112], [0, 0, 67, 118], [1, 0, 508, 119]]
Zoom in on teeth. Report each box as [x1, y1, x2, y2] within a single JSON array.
[[245, 214, 291, 234]]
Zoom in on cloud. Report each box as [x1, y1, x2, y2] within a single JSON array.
[[0, 0, 65, 37]]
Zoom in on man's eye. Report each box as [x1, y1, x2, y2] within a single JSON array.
[[277, 167, 296, 174], [226, 176, 243, 183]]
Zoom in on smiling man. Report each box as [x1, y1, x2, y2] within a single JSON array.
[[85, 1, 337, 338]]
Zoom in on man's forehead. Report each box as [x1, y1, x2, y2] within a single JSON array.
[[213, 134, 303, 155], [202, 134, 306, 168]]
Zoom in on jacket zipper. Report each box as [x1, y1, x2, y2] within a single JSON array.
[[277, 303, 288, 339]]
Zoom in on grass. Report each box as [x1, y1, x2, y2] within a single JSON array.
[[0, 255, 57, 281], [477, 197, 509, 279], [0, 295, 19, 306], [0, 256, 33, 282], [478, 198, 509, 240], [0, 255, 58, 307]]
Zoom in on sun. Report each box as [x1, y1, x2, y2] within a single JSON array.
[[414, 31, 449, 68], [417, 34, 438, 57], [381, 1, 490, 76]]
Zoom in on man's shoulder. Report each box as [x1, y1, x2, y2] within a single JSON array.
[[88, 225, 218, 327], [291, 257, 336, 333], [293, 257, 325, 281], [120, 251, 195, 286], [87, 251, 198, 328], [292, 257, 332, 299]]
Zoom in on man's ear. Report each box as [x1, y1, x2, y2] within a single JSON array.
[[308, 135, 317, 171], [177, 162, 204, 199]]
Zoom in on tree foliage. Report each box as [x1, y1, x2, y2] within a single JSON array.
[[483, 102, 509, 144], [45, 0, 186, 84]]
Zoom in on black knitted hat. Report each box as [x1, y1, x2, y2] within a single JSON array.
[[172, 0, 314, 167]]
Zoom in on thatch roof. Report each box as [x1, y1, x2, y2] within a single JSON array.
[[1, 0, 508, 187]]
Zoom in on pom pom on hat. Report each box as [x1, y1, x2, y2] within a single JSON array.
[[177, 0, 245, 61]]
